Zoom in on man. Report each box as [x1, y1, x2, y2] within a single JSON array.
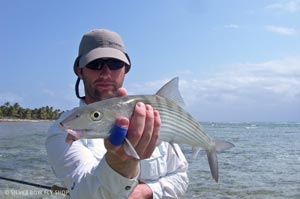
[[46, 29, 189, 199]]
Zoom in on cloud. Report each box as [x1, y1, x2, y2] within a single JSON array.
[[127, 56, 300, 121], [42, 88, 56, 97], [185, 56, 300, 121], [266, 0, 300, 13], [185, 56, 300, 104], [224, 24, 240, 29], [266, 25, 297, 35]]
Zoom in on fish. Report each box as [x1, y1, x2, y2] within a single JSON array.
[[60, 77, 234, 182]]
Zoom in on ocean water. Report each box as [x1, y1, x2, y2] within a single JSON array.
[[0, 121, 299, 199]]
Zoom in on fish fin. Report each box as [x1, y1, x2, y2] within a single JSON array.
[[192, 147, 200, 159], [206, 140, 234, 182], [170, 142, 180, 158], [156, 77, 185, 106], [207, 150, 219, 182], [192, 147, 206, 159], [214, 139, 235, 152], [124, 138, 140, 160], [157, 140, 162, 146]]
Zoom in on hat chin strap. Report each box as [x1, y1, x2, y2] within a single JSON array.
[[125, 53, 131, 73], [75, 77, 85, 99]]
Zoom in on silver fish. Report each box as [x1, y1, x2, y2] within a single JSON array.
[[60, 77, 234, 182]]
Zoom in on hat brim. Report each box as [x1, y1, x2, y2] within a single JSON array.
[[78, 47, 130, 67]]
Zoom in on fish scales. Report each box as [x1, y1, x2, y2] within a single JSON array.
[[131, 95, 212, 148]]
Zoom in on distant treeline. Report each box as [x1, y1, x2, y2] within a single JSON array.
[[0, 102, 63, 120]]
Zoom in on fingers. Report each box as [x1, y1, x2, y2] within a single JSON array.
[[143, 110, 160, 158], [104, 117, 139, 178], [134, 105, 154, 155], [117, 87, 127, 97], [108, 125, 128, 146], [127, 102, 147, 146], [127, 102, 161, 159], [105, 102, 161, 160], [104, 117, 129, 154]]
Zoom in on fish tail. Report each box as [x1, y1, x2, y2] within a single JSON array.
[[207, 150, 219, 182], [207, 139, 235, 182], [214, 139, 235, 152]]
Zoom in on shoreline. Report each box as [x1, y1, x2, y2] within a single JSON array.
[[0, 118, 54, 122]]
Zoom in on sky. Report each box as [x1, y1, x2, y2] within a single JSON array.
[[0, 0, 299, 122]]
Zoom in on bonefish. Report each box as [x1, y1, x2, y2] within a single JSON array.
[[60, 77, 234, 182]]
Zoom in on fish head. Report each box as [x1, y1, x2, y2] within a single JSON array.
[[60, 102, 117, 139]]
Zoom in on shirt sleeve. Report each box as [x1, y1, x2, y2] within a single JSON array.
[[45, 112, 139, 199], [139, 142, 189, 199]]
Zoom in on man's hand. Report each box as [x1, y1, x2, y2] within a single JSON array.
[[128, 183, 153, 199], [104, 88, 161, 179], [127, 102, 160, 159]]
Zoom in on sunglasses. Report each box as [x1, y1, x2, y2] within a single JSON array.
[[85, 58, 126, 70]]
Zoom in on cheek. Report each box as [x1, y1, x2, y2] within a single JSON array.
[[82, 69, 97, 78], [116, 77, 124, 88], [113, 71, 125, 86], [82, 71, 98, 84], [82, 77, 93, 89]]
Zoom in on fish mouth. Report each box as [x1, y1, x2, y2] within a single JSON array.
[[59, 122, 91, 131], [59, 122, 91, 139]]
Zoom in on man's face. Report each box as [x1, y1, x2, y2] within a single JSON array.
[[77, 62, 126, 104]]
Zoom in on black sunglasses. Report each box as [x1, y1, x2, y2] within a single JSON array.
[[85, 58, 126, 70]]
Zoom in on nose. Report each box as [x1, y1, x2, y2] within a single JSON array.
[[98, 64, 111, 76]]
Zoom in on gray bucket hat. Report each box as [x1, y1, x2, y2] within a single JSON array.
[[73, 29, 131, 74], [74, 29, 131, 99]]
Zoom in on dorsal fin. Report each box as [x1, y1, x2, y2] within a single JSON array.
[[156, 77, 185, 106]]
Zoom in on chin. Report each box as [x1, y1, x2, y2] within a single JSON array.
[[96, 90, 116, 100]]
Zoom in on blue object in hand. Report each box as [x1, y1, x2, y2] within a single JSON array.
[[108, 125, 128, 146]]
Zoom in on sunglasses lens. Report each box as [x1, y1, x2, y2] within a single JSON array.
[[86, 59, 104, 70], [107, 59, 125, 70], [85, 59, 125, 70]]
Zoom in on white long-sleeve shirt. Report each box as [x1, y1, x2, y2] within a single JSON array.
[[45, 104, 189, 199]]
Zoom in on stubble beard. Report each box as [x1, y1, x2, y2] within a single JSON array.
[[85, 80, 122, 103]]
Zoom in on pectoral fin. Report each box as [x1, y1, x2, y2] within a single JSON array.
[[124, 138, 140, 160]]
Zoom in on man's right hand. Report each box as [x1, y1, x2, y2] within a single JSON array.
[[104, 88, 161, 179]]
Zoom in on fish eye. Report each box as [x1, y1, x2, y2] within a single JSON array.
[[90, 111, 102, 121]]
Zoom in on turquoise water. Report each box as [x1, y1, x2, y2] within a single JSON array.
[[0, 121, 299, 199]]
